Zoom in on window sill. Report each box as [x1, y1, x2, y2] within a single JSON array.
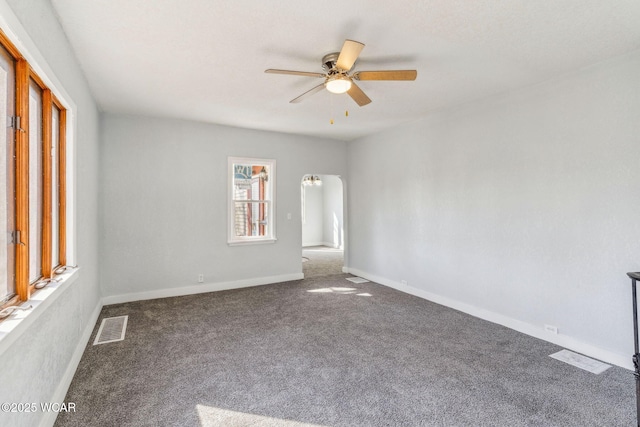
[[0, 267, 80, 358], [228, 238, 277, 246]]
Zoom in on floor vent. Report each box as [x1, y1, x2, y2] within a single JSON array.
[[93, 315, 128, 345], [549, 349, 611, 374]]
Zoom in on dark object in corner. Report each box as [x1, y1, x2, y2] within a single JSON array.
[[627, 272, 640, 427]]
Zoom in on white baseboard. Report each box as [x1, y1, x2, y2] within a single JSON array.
[[102, 273, 304, 306], [41, 299, 103, 427], [303, 242, 342, 249], [322, 241, 340, 248], [347, 268, 632, 371], [302, 242, 325, 247]]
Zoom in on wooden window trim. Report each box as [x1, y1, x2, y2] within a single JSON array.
[[0, 28, 70, 315], [42, 89, 52, 279], [15, 58, 29, 301], [51, 93, 66, 267], [0, 29, 21, 312], [58, 108, 67, 267], [0, 28, 22, 60], [28, 67, 46, 90]]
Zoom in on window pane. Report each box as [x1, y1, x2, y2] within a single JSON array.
[[233, 164, 269, 201], [232, 163, 270, 237], [233, 202, 269, 237], [51, 105, 60, 268], [0, 45, 15, 302], [229, 158, 275, 244], [29, 79, 43, 283]]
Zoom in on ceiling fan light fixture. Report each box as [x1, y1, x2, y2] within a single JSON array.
[[325, 76, 352, 94], [266, 39, 416, 106], [303, 175, 322, 186]]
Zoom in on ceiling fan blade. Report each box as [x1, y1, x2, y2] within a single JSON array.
[[346, 81, 371, 107], [265, 69, 325, 78], [336, 39, 365, 72], [290, 83, 325, 103], [353, 70, 417, 81]]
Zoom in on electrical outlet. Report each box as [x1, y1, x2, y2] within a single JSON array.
[[198, 274, 204, 283], [401, 280, 408, 286], [544, 324, 558, 334]]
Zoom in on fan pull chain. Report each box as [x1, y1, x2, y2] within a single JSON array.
[[329, 92, 334, 124], [328, 97, 349, 124], [343, 93, 349, 118]]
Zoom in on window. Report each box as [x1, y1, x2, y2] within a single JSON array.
[[228, 157, 276, 245], [29, 78, 43, 284], [0, 29, 70, 316], [0, 39, 16, 307]]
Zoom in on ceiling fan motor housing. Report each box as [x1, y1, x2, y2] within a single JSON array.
[[322, 52, 341, 73]]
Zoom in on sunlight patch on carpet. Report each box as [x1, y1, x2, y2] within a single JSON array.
[[346, 276, 369, 284], [196, 405, 328, 427], [308, 287, 356, 294], [549, 349, 611, 374]]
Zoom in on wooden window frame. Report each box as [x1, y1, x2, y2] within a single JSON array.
[[0, 28, 69, 314]]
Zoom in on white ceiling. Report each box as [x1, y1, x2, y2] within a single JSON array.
[[50, 0, 640, 141]]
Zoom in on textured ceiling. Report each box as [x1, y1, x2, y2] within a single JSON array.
[[50, 0, 640, 141]]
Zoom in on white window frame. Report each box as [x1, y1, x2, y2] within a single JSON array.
[[228, 157, 276, 245]]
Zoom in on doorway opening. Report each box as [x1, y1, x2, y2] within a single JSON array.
[[301, 174, 344, 278]]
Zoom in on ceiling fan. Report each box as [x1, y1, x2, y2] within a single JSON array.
[[265, 39, 417, 107]]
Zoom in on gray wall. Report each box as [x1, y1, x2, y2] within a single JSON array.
[[302, 182, 323, 246], [347, 51, 640, 367], [100, 114, 347, 300], [322, 175, 344, 249], [302, 175, 344, 248], [0, 1, 101, 426]]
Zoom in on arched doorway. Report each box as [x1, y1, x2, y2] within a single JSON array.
[[301, 174, 344, 278]]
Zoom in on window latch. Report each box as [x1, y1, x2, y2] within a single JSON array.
[[10, 230, 25, 246], [9, 116, 25, 132]]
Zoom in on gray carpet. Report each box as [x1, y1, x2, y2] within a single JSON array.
[[55, 275, 635, 426], [302, 246, 344, 278]]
